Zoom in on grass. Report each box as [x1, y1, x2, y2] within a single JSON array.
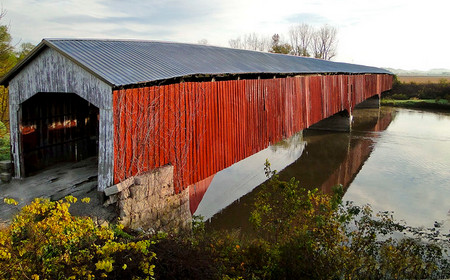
[[381, 98, 450, 109]]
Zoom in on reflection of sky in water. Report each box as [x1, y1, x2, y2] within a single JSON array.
[[195, 133, 306, 220], [344, 109, 450, 232]]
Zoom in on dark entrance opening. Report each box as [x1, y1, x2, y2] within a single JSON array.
[[20, 92, 99, 176]]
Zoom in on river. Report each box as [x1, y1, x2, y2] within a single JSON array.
[[191, 107, 450, 234]]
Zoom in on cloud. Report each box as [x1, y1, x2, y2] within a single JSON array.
[[285, 13, 329, 25], [4, 0, 226, 43], [49, 15, 130, 25], [2, 0, 450, 69]]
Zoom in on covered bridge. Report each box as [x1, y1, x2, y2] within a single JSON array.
[[0, 39, 393, 192]]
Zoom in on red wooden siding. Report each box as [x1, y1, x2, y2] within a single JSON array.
[[113, 74, 393, 191], [189, 174, 215, 214]]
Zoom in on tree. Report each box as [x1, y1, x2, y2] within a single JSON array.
[[0, 8, 35, 125], [270, 33, 292, 54], [0, 10, 14, 126], [228, 33, 270, 52], [228, 24, 338, 60], [0, 17, 15, 77], [289, 23, 312, 57], [16, 42, 35, 61], [312, 24, 338, 60], [271, 44, 292, 55], [228, 37, 242, 49]]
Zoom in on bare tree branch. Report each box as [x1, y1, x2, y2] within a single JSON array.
[[228, 33, 270, 52], [197, 39, 208, 45], [289, 23, 312, 57], [312, 25, 338, 60], [229, 24, 338, 60]]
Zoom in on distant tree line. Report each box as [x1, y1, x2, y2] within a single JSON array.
[[228, 23, 338, 60]]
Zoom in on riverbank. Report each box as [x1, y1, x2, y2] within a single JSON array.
[[1, 172, 449, 279], [382, 75, 450, 109], [381, 98, 450, 110]]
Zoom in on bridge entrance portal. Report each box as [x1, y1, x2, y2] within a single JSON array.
[[20, 92, 99, 176]]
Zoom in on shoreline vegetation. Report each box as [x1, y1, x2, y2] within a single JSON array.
[[381, 98, 450, 110], [382, 75, 450, 110], [1, 162, 449, 279]]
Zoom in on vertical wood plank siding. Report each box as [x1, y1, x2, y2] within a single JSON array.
[[113, 74, 393, 191]]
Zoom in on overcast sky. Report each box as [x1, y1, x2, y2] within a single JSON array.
[[2, 0, 448, 71]]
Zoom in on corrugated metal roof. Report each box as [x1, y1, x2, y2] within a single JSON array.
[[1, 38, 392, 87]]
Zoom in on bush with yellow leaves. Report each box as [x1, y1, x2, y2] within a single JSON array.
[[0, 196, 156, 280]]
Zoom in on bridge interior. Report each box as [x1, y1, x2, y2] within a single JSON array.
[[20, 92, 99, 176]]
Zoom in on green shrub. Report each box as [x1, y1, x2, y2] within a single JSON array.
[[151, 235, 219, 279], [446, 94, 450, 103], [385, 77, 450, 102], [0, 197, 156, 280], [390, 93, 408, 100], [1, 163, 449, 280], [235, 160, 450, 279]]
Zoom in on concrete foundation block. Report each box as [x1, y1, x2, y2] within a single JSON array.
[[104, 176, 135, 196], [103, 194, 118, 206], [355, 95, 380, 109], [309, 110, 352, 132], [0, 172, 11, 183], [115, 165, 191, 233], [0, 161, 12, 172]]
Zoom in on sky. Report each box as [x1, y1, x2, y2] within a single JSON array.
[[2, 0, 449, 71]]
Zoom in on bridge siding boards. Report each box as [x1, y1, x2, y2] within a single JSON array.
[[113, 74, 392, 191]]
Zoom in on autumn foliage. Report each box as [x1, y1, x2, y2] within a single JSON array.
[[0, 197, 156, 279], [0, 167, 449, 279]]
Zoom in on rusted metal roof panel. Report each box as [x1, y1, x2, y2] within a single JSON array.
[[1, 39, 392, 87]]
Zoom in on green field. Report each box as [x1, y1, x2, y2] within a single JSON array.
[[381, 99, 450, 109]]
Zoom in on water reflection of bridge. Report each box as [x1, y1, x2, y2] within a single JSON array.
[[309, 108, 394, 194], [193, 107, 395, 224]]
